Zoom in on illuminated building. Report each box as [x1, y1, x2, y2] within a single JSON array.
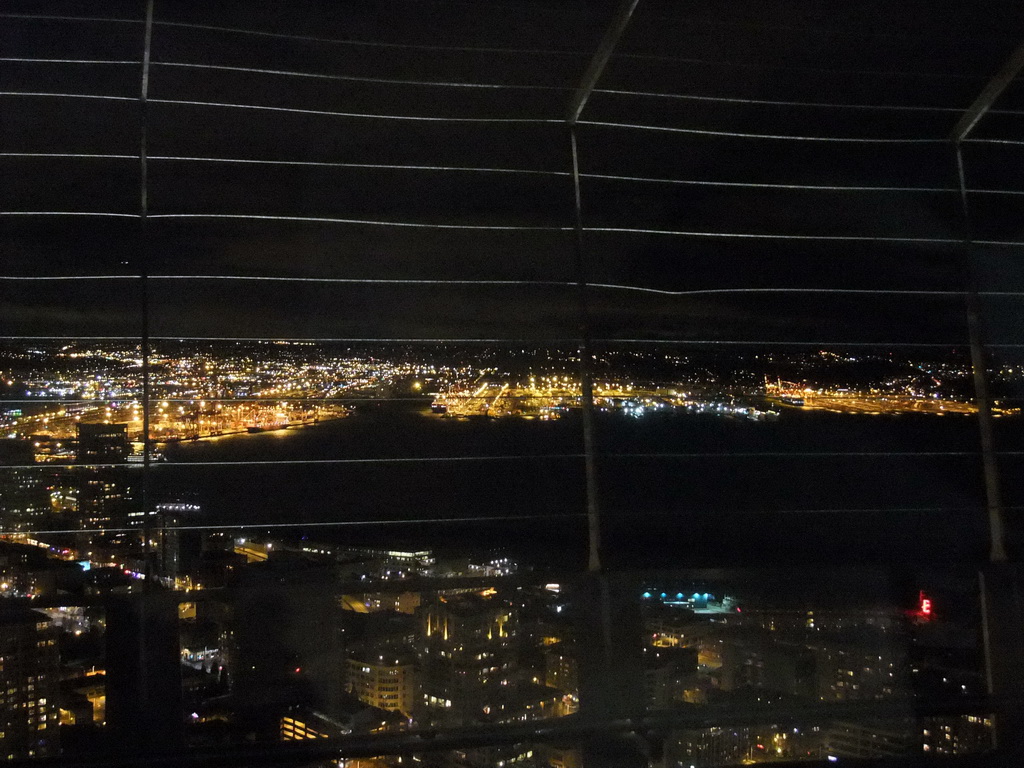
[[346, 656, 416, 717], [75, 423, 130, 465], [74, 424, 134, 539], [0, 608, 60, 759], [151, 503, 195, 578], [126, 503, 194, 582], [539, 745, 582, 768], [663, 726, 755, 767], [335, 547, 436, 581], [921, 715, 993, 755], [280, 704, 402, 741], [76, 472, 128, 533], [341, 592, 421, 615], [0, 542, 67, 599], [416, 593, 546, 768], [417, 593, 517, 725], [0, 470, 50, 533], [827, 720, 913, 759], [0, 441, 50, 533], [543, 646, 578, 700], [810, 637, 904, 702], [280, 709, 341, 740]]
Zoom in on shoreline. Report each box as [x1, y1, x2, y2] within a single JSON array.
[[154, 413, 346, 448]]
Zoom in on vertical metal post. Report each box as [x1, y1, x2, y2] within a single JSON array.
[[955, 142, 1024, 756], [107, 2, 183, 758], [953, 144, 1006, 564], [565, 6, 648, 763], [140, 0, 155, 581], [570, 126, 602, 574], [565, 0, 640, 573]]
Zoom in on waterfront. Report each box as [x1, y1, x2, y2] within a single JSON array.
[[157, 402, 1018, 569]]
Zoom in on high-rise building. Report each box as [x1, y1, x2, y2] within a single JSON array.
[[0, 440, 50, 533], [416, 592, 551, 768], [346, 656, 416, 717], [416, 592, 517, 725], [126, 502, 195, 582], [75, 424, 130, 465], [827, 720, 914, 759], [74, 424, 134, 538], [0, 608, 61, 759], [921, 715, 994, 755]]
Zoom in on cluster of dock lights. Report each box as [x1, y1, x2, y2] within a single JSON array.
[[643, 591, 713, 601]]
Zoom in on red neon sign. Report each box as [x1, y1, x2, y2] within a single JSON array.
[[919, 591, 932, 617]]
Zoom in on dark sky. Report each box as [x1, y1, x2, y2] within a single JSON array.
[[2, 0, 1024, 349]]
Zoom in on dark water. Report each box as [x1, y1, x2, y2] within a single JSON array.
[[155, 404, 1022, 569]]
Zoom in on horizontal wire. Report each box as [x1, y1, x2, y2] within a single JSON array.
[[963, 138, 1024, 146], [582, 172, 958, 193], [1, 336, 993, 347], [117, 59, 1024, 117], [153, 60, 567, 92], [2, 211, 568, 231], [592, 87, 970, 114], [582, 228, 965, 244], [8, 152, 1024, 198], [0, 512, 588, 537], [0, 153, 953, 192], [0, 507, 1012, 537], [0, 92, 561, 123], [0, 455, 586, 471], [149, 155, 569, 176], [3, 56, 565, 94], [5, 276, 1021, 301], [611, 52, 988, 81], [9, 212, 1003, 245], [0, 153, 571, 178], [1, 13, 994, 82], [144, 214, 566, 231], [0, 12, 141, 25], [972, 188, 1024, 196], [610, 505, 994, 517], [0, 397, 463, 404], [0, 91, 971, 141], [0, 395, 1007, 406], [0, 397, 529, 404], [0, 211, 136, 218], [153, 19, 587, 58], [610, 451, 985, 459], [0, 152, 138, 160], [0, 91, 136, 102], [576, 119, 948, 143], [602, 340, 982, 347], [0, 275, 138, 280], [0, 336, 580, 342], [147, 96, 560, 123], [0, 57, 139, 65], [5, 451, 1019, 472]]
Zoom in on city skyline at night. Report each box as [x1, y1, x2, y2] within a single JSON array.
[[3, 0, 1024, 765]]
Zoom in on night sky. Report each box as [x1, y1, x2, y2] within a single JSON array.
[[3, 0, 1024, 348]]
